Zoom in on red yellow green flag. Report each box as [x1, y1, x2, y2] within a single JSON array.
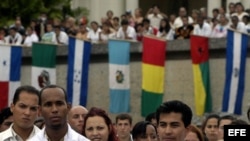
[[190, 35, 212, 116], [141, 35, 166, 117]]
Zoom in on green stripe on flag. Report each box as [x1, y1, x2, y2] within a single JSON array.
[[32, 43, 57, 68], [200, 61, 212, 113], [141, 90, 163, 117]]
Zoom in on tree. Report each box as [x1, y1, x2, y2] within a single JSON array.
[[0, 0, 89, 27]]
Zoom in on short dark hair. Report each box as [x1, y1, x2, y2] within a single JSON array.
[[132, 121, 157, 140], [218, 115, 235, 126], [230, 119, 248, 125], [145, 112, 156, 122], [121, 19, 129, 26], [39, 85, 68, 105], [115, 113, 132, 125], [142, 18, 150, 24], [156, 100, 192, 128], [13, 85, 40, 105], [0, 107, 13, 125], [113, 17, 119, 22]]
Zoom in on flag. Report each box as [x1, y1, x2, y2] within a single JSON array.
[[67, 37, 91, 106], [108, 39, 130, 113], [222, 29, 248, 115], [31, 42, 57, 90], [141, 35, 166, 117], [190, 35, 212, 116], [0, 45, 22, 110]]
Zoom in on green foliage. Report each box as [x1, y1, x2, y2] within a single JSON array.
[[0, 0, 89, 27]]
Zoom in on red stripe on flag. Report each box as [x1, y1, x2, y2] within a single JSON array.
[[142, 36, 166, 66], [0, 82, 9, 110], [190, 35, 209, 64]]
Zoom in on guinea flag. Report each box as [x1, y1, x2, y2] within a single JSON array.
[[141, 35, 166, 117], [31, 42, 57, 90], [190, 35, 212, 116]]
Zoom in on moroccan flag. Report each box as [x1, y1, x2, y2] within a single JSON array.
[[31, 42, 57, 90], [222, 29, 248, 115], [67, 37, 91, 106], [190, 35, 212, 116], [141, 35, 166, 117], [0, 45, 22, 110], [109, 39, 130, 113]]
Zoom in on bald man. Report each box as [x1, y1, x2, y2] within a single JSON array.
[[68, 105, 88, 133]]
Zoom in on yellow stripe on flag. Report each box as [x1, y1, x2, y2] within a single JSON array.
[[193, 64, 206, 116], [142, 63, 164, 93]]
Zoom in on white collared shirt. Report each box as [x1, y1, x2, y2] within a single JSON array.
[[28, 124, 90, 141], [0, 124, 41, 141]]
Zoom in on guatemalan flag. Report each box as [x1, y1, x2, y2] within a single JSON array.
[[67, 37, 91, 106], [109, 39, 130, 113], [0, 45, 22, 110], [222, 29, 249, 115]]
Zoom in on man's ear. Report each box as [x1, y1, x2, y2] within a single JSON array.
[[10, 103, 14, 113], [67, 102, 72, 111]]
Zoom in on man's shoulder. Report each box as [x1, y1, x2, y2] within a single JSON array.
[[67, 125, 90, 141], [0, 127, 13, 140]]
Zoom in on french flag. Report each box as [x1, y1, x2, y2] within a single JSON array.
[[222, 29, 249, 115], [0, 45, 22, 110], [67, 37, 91, 106]]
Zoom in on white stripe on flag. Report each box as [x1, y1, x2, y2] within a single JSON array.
[[228, 32, 241, 113], [72, 39, 84, 106], [109, 64, 130, 89], [8, 81, 20, 105], [0, 46, 10, 81], [31, 66, 56, 90]]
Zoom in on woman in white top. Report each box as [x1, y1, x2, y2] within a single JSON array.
[[211, 14, 229, 38], [99, 22, 116, 43], [231, 2, 249, 21], [156, 18, 174, 40], [87, 21, 101, 43]]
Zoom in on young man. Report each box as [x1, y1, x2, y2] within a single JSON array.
[[156, 100, 193, 141], [68, 105, 88, 134], [29, 85, 89, 141], [116, 113, 133, 141], [217, 115, 235, 141], [0, 85, 41, 140]]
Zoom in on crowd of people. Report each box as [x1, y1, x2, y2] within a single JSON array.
[[0, 84, 249, 141], [0, 2, 250, 47]]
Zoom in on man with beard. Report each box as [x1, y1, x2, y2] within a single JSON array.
[[116, 113, 133, 141], [28, 85, 89, 141]]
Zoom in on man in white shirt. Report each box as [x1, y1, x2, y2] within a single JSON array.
[[0, 86, 41, 141], [193, 15, 212, 37], [52, 25, 69, 45], [116, 19, 136, 41], [5, 27, 23, 45], [173, 7, 194, 29], [23, 26, 39, 47], [230, 15, 247, 33], [146, 5, 165, 29], [28, 85, 89, 141]]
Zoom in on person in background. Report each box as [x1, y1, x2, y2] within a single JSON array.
[[211, 14, 229, 38], [145, 112, 157, 127], [175, 16, 194, 39], [116, 113, 133, 141], [0, 27, 7, 44], [212, 8, 219, 20], [23, 26, 39, 47], [169, 14, 176, 29], [125, 10, 135, 27], [132, 121, 157, 141], [41, 23, 55, 43], [116, 19, 137, 40], [146, 5, 166, 29], [191, 9, 200, 25], [193, 15, 212, 37], [231, 2, 249, 21], [5, 27, 23, 45], [135, 23, 144, 41], [0, 107, 13, 132], [99, 22, 116, 43], [156, 18, 174, 40], [230, 15, 246, 33], [173, 7, 194, 29], [113, 17, 120, 31], [0, 85, 41, 140], [228, 2, 236, 16], [87, 21, 102, 43], [156, 100, 193, 141], [9, 19, 25, 35], [83, 107, 118, 141], [184, 124, 205, 141], [201, 114, 219, 141], [217, 115, 235, 141], [106, 10, 114, 27], [142, 18, 154, 35], [76, 23, 89, 40], [52, 25, 69, 45], [68, 105, 88, 134], [134, 8, 144, 24]]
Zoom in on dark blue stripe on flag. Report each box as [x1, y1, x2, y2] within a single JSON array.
[[222, 30, 234, 112], [234, 33, 248, 114], [67, 37, 76, 105], [10, 46, 22, 81], [79, 41, 91, 106]]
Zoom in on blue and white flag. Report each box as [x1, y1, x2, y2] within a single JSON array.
[[222, 29, 248, 115], [0, 45, 22, 110], [109, 39, 130, 113], [67, 37, 91, 106]]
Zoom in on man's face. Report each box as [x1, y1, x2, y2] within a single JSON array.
[[11, 92, 39, 130], [41, 87, 70, 129], [0, 115, 13, 132], [179, 8, 187, 17], [116, 119, 132, 139], [157, 112, 188, 141], [9, 29, 16, 37], [218, 119, 232, 140], [68, 106, 88, 133], [122, 25, 128, 31]]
